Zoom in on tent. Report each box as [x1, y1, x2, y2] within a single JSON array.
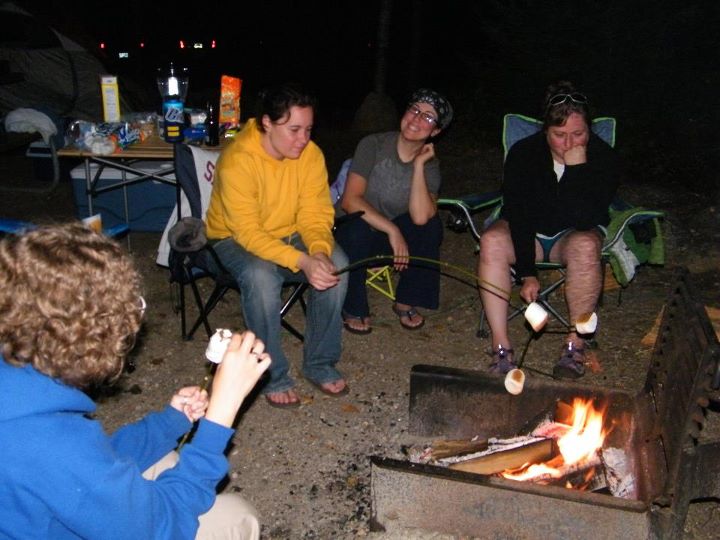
[[0, 2, 108, 120]]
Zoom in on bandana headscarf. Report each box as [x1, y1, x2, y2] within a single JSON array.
[[408, 88, 453, 130]]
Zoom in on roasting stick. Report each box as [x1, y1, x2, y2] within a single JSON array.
[[510, 310, 600, 388], [176, 328, 233, 451]]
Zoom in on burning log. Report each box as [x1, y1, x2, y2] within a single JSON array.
[[502, 451, 601, 484], [428, 438, 489, 460], [448, 438, 554, 475]]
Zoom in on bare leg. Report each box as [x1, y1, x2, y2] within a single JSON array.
[[549, 229, 603, 346], [477, 220, 515, 349]]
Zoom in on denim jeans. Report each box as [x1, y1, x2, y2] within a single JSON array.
[[208, 234, 348, 394], [335, 212, 443, 318]]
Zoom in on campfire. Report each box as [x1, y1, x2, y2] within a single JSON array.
[[409, 397, 635, 496], [372, 271, 720, 538], [502, 398, 607, 487]]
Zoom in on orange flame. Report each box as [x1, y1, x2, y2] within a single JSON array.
[[502, 398, 607, 485]]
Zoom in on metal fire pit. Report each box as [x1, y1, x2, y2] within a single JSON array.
[[371, 268, 720, 539]]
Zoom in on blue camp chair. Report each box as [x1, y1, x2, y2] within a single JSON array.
[[438, 113, 664, 337]]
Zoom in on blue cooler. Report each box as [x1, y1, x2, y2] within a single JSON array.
[[71, 161, 176, 232]]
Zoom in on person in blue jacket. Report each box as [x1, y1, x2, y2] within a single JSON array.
[[0, 223, 270, 540]]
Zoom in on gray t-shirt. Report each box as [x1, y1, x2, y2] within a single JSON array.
[[349, 132, 441, 220]]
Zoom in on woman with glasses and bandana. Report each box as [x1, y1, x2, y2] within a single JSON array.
[[0, 223, 270, 539], [336, 88, 453, 333], [477, 81, 622, 379]]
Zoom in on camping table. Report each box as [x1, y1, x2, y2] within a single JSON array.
[[57, 135, 180, 227]]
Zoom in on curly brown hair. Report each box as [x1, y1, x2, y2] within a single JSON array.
[[0, 223, 143, 389]]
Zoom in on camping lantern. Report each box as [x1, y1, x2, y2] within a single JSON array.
[[157, 63, 189, 143]]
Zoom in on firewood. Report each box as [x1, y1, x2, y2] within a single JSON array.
[[513, 453, 602, 484], [448, 438, 554, 475], [554, 400, 574, 425], [430, 438, 489, 460]]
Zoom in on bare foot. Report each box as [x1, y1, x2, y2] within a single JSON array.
[[265, 389, 300, 408], [342, 313, 372, 335], [319, 379, 347, 394], [306, 377, 349, 397], [392, 303, 425, 330]]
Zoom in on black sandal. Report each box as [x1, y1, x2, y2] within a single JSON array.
[[391, 304, 425, 331], [342, 311, 372, 335]]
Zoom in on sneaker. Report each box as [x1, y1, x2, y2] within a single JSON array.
[[553, 342, 586, 379], [488, 345, 517, 375]]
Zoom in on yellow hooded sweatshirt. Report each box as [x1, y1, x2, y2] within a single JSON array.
[[205, 119, 335, 272]]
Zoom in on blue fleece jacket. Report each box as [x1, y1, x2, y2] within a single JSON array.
[[0, 358, 234, 539]]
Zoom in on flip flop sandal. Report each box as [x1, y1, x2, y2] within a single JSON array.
[[392, 305, 425, 331], [341, 311, 372, 335], [264, 390, 301, 409]]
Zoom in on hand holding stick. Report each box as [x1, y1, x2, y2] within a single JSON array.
[[177, 330, 270, 449], [205, 331, 271, 427]]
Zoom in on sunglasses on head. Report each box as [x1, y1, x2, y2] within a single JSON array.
[[547, 93, 588, 109]]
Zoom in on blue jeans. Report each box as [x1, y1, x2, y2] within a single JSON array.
[[208, 234, 348, 394], [335, 212, 443, 318]]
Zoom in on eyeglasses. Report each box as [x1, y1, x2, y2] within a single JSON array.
[[406, 105, 438, 127], [547, 93, 588, 109]]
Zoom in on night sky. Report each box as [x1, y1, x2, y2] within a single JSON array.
[[17, 0, 720, 189]]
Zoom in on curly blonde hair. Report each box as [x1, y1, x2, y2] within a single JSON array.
[[0, 223, 143, 388]]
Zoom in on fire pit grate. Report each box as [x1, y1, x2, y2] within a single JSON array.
[[370, 268, 720, 539]]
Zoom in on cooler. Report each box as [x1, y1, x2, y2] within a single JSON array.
[[71, 161, 176, 232]]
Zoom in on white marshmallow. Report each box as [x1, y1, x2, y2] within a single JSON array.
[[575, 312, 598, 334], [524, 302, 549, 332], [205, 328, 233, 364], [504, 368, 526, 395]]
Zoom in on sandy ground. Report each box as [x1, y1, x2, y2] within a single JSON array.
[[1, 137, 719, 538]]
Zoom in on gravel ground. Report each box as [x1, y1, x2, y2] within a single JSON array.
[[2, 134, 719, 539]]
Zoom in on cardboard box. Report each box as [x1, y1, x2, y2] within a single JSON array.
[[71, 161, 176, 232], [100, 75, 121, 122]]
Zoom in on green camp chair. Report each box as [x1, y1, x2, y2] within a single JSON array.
[[439, 113, 664, 338]]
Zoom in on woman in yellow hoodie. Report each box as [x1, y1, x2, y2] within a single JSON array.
[[205, 84, 349, 408]]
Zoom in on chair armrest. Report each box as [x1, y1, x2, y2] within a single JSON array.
[[437, 191, 503, 243], [437, 190, 503, 212]]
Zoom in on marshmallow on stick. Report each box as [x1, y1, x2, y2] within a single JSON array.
[[524, 302, 549, 332], [205, 328, 233, 364], [504, 368, 526, 395], [575, 312, 598, 334]]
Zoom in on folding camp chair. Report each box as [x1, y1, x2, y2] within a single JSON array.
[[162, 144, 308, 341], [439, 113, 664, 338], [1, 108, 63, 194]]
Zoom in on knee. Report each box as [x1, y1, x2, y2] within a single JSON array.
[[407, 214, 443, 252], [424, 214, 444, 243], [479, 226, 512, 265], [331, 245, 349, 289], [239, 259, 282, 296], [336, 218, 371, 251]]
